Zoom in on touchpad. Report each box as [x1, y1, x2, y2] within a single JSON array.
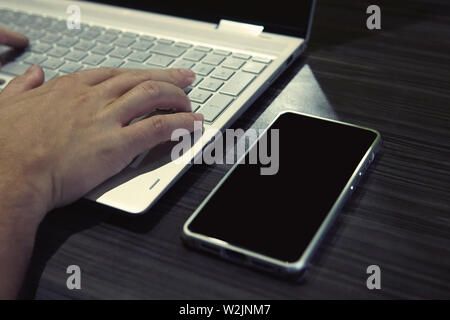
[[129, 128, 203, 171]]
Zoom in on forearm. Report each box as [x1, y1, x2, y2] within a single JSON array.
[[0, 180, 45, 299]]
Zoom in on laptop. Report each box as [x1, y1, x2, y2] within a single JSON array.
[[0, 0, 316, 214]]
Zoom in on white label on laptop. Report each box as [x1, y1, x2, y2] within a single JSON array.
[[217, 20, 264, 36]]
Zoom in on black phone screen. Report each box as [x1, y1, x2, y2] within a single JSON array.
[[188, 112, 379, 263]]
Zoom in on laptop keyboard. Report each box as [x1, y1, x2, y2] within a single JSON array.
[[0, 8, 272, 123]]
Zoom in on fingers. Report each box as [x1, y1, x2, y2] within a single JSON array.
[[76, 67, 194, 89], [121, 112, 204, 156], [0, 26, 29, 48], [0, 65, 44, 99], [109, 80, 193, 125], [73, 67, 125, 86], [93, 68, 195, 98]]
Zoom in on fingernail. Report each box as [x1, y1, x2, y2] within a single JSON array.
[[25, 65, 36, 74], [179, 69, 195, 81], [193, 112, 204, 121]]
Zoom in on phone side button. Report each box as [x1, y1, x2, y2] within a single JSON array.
[[224, 249, 247, 264]]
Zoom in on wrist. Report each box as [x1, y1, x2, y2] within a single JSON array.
[[0, 170, 48, 300], [0, 173, 48, 236], [0, 184, 43, 300]]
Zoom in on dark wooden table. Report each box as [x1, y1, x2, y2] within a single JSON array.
[[21, 0, 450, 299]]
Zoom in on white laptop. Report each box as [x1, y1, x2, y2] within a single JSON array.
[[0, 0, 316, 214]]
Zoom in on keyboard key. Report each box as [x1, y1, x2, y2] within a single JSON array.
[[30, 42, 52, 54], [42, 68, 58, 81], [0, 9, 15, 22], [59, 62, 83, 73], [89, 26, 106, 33], [13, 14, 28, 24], [123, 31, 139, 38], [252, 56, 272, 64], [32, 17, 53, 30], [127, 51, 151, 62], [202, 53, 225, 66], [47, 20, 67, 33], [40, 33, 61, 43], [26, 30, 45, 40], [176, 81, 195, 96], [14, 51, 33, 62], [110, 47, 132, 59], [105, 28, 122, 36], [96, 33, 118, 44], [83, 54, 106, 65], [183, 50, 206, 62], [74, 40, 96, 51], [188, 89, 212, 104], [80, 29, 101, 41], [198, 94, 234, 122], [175, 42, 193, 48], [41, 58, 65, 70], [191, 103, 201, 112], [131, 40, 154, 51], [199, 78, 224, 92], [213, 49, 231, 56], [146, 54, 174, 67], [191, 64, 214, 76], [145, 65, 164, 70], [194, 46, 212, 52], [63, 28, 83, 37], [141, 35, 157, 42], [1, 62, 29, 76], [210, 68, 234, 80], [114, 37, 135, 47], [24, 54, 47, 65], [233, 53, 251, 60], [91, 43, 114, 55], [100, 58, 124, 68], [172, 60, 195, 69], [220, 72, 255, 96], [57, 37, 79, 47], [150, 44, 186, 57], [157, 39, 174, 45], [13, 26, 28, 35], [222, 57, 246, 70], [242, 61, 266, 74], [191, 76, 204, 87], [64, 50, 88, 62], [47, 46, 69, 58], [121, 61, 154, 70]]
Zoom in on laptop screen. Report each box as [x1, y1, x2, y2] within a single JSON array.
[[89, 0, 315, 38]]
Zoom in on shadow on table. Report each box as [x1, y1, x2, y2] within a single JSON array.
[[19, 158, 214, 298], [18, 200, 110, 299]]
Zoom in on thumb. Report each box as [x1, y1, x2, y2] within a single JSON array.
[[0, 65, 44, 99]]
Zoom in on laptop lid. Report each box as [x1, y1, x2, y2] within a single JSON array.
[[89, 0, 316, 40]]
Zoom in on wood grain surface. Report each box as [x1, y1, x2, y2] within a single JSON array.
[[19, 0, 450, 299]]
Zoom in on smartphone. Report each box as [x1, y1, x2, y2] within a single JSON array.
[[182, 111, 382, 277]]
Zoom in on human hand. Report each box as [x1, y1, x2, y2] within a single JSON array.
[[0, 66, 202, 225], [0, 24, 201, 299], [0, 25, 29, 54]]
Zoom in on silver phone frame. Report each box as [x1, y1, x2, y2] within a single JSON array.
[[182, 110, 382, 277]]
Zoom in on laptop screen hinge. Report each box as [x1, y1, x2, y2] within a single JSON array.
[[217, 19, 264, 36]]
